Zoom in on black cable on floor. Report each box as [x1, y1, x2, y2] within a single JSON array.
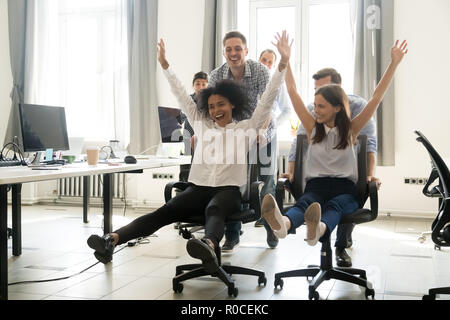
[[7, 238, 148, 286]]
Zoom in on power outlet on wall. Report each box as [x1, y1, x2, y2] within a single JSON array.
[[404, 177, 428, 185], [152, 173, 174, 180]]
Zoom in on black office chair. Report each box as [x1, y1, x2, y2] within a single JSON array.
[[273, 134, 378, 300], [164, 161, 267, 297], [415, 130, 450, 300]]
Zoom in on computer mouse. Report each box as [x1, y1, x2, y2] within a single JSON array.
[[124, 155, 137, 164]]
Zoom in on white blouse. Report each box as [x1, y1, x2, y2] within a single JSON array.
[[305, 126, 358, 184], [163, 67, 286, 187]]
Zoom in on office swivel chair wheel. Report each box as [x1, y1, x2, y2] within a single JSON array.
[[308, 290, 320, 300], [365, 288, 375, 299], [173, 282, 184, 294], [180, 229, 192, 240], [258, 275, 267, 287], [228, 286, 239, 297], [274, 277, 284, 290]]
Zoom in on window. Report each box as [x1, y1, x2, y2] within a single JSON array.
[[29, 0, 129, 147], [238, 0, 354, 138]]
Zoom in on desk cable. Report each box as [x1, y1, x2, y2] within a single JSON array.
[[8, 237, 150, 286], [0, 142, 27, 165]]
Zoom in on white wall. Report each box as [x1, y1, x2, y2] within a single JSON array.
[[156, 0, 205, 107], [0, 0, 12, 144], [374, 0, 450, 217]]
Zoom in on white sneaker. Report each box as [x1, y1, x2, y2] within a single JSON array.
[[261, 194, 287, 239], [304, 202, 322, 246]]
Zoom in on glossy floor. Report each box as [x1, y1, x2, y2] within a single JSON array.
[[6, 204, 450, 300]]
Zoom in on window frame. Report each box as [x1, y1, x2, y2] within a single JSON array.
[[57, 1, 125, 141], [247, 0, 353, 106]]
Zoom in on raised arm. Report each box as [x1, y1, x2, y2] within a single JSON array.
[[351, 40, 408, 138], [285, 62, 316, 138], [157, 38, 170, 70], [157, 39, 202, 123], [245, 31, 291, 130]]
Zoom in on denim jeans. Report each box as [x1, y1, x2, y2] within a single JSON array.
[[284, 178, 359, 243], [225, 136, 277, 242]]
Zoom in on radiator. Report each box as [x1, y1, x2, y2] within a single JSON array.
[[57, 173, 126, 199]]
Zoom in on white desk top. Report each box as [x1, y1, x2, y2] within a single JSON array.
[[0, 156, 191, 185]]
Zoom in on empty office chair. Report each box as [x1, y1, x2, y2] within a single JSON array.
[[417, 168, 442, 246], [273, 135, 378, 300], [164, 161, 267, 297], [415, 130, 450, 300]]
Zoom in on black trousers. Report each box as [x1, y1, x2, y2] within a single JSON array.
[[114, 184, 242, 248]]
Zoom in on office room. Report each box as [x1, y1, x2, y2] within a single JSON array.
[[1, 0, 450, 308]]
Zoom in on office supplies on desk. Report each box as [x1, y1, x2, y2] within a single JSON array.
[[0, 159, 23, 167], [30, 166, 62, 170]]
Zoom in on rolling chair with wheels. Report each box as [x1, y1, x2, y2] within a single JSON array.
[[164, 161, 267, 297], [273, 134, 378, 300], [415, 131, 450, 300], [417, 168, 442, 247]]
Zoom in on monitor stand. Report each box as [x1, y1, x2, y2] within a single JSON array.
[[30, 152, 43, 165]]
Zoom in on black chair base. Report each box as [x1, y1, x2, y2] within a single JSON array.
[[173, 262, 267, 297], [274, 239, 375, 300], [423, 287, 450, 300]]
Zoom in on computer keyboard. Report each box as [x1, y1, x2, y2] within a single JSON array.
[[0, 159, 24, 167]]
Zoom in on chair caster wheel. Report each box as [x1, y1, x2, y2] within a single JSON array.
[[423, 294, 435, 300], [228, 286, 238, 297], [258, 275, 267, 287], [173, 282, 184, 293], [365, 288, 375, 299], [274, 277, 284, 290], [309, 291, 320, 300], [181, 230, 191, 240]]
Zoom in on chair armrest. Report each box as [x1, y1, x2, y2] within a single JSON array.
[[276, 178, 288, 211], [368, 180, 378, 220], [164, 181, 190, 203], [249, 181, 264, 215], [276, 178, 296, 211]]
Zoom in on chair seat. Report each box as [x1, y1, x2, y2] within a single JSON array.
[[340, 208, 375, 225]]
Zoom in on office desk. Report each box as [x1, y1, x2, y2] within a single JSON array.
[[0, 156, 190, 300]]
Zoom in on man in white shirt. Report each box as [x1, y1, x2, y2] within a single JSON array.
[[253, 49, 293, 234]]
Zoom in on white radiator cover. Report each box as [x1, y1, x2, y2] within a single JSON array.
[[57, 173, 126, 199]]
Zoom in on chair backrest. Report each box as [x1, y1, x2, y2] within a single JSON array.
[[292, 134, 368, 207], [415, 130, 450, 198]]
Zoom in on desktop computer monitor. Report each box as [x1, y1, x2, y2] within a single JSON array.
[[19, 103, 70, 153], [157, 106, 183, 143]]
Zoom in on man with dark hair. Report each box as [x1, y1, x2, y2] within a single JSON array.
[[208, 31, 279, 251], [312, 68, 342, 86], [281, 67, 379, 268]]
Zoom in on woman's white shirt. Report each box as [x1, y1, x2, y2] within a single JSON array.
[[163, 67, 286, 187]]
